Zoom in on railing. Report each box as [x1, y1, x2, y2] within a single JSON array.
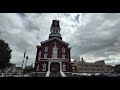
[[46, 71, 50, 77], [60, 71, 66, 77]]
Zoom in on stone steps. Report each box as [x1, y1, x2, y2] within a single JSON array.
[[49, 72, 61, 77]]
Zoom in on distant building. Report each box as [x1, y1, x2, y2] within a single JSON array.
[[114, 64, 120, 73], [71, 61, 77, 73], [14, 67, 23, 75], [74, 58, 113, 73], [0, 63, 16, 73]]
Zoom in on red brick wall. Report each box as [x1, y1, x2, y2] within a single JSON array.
[[40, 39, 69, 59], [34, 39, 71, 72]]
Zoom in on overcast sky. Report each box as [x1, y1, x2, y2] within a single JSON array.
[[0, 13, 120, 66]]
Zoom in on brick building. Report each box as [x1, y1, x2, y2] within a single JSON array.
[[33, 20, 72, 77]]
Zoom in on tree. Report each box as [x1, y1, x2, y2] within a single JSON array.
[[0, 39, 12, 69], [23, 66, 34, 74]]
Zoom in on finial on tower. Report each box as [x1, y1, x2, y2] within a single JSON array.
[[54, 16, 57, 20]]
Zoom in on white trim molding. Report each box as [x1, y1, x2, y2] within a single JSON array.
[[44, 46, 48, 52], [42, 62, 47, 71], [44, 53, 48, 59], [60, 71, 66, 77], [46, 71, 50, 77], [41, 37, 69, 45], [62, 63, 66, 71]]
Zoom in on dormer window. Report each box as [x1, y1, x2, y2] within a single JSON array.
[[44, 46, 48, 52], [62, 47, 65, 53]]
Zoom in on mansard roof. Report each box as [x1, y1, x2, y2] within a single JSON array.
[[41, 37, 69, 45], [36, 45, 42, 48]]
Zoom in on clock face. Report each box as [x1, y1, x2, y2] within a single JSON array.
[[54, 21, 58, 25]]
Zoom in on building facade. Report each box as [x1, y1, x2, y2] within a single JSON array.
[[74, 58, 113, 73], [114, 64, 120, 73], [33, 20, 72, 77]]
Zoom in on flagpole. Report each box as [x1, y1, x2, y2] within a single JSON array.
[[21, 57, 25, 77], [21, 50, 26, 77]]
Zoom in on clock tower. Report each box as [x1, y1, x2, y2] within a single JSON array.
[[33, 20, 72, 77], [49, 20, 62, 40]]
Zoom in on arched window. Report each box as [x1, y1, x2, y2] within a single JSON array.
[[62, 63, 66, 71], [52, 42, 58, 59], [62, 47, 65, 53], [44, 46, 48, 52], [44, 53, 47, 59], [54, 29, 55, 33], [62, 54, 66, 59], [42, 62, 46, 71]]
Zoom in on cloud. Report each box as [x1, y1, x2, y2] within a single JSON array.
[[0, 13, 120, 66], [69, 13, 120, 66]]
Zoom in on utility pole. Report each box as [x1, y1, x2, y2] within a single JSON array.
[[21, 57, 25, 77], [21, 50, 26, 77], [23, 56, 29, 77]]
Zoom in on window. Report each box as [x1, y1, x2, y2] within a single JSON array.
[[62, 47, 65, 53], [62, 54, 66, 59], [44, 46, 48, 52], [42, 63, 46, 71], [44, 53, 47, 59], [62, 63, 66, 71], [38, 51, 41, 61], [52, 42, 58, 59], [52, 54, 58, 58], [72, 67, 75, 69]]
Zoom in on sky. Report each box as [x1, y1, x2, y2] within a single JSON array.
[[0, 13, 120, 66]]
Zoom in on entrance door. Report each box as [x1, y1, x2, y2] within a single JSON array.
[[50, 62, 60, 72]]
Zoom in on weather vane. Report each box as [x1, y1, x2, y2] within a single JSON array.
[[54, 16, 57, 20], [54, 14, 60, 20]]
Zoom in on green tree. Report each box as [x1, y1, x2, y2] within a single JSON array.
[[0, 39, 12, 69]]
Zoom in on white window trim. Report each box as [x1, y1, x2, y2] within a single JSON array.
[[62, 47, 65, 53], [62, 63, 66, 71], [62, 54, 66, 59], [52, 42, 58, 59], [44, 53, 48, 59], [42, 62, 46, 71], [44, 46, 48, 52], [38, 51, 41, 61]]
